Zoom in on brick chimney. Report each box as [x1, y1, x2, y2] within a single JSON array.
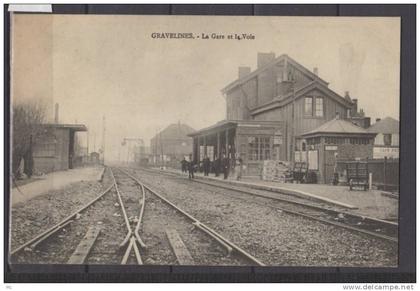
[[238, 66, 251, 79], [344, 91, 352, 102], [350, 98, 358, 117], [257, 52, 275, 68]]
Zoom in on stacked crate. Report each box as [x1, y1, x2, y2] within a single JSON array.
[[262, 160, 291, 182]]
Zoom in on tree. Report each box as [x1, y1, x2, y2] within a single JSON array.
[[11, 100, 47, 177]]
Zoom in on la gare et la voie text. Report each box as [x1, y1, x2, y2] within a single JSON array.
[[151, 32, 255, 40]]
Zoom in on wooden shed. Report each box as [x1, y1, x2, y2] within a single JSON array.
[[300, 117, 376, 183]]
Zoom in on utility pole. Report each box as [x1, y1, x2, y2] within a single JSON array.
[[87, 129, 89, 154], [288, 61, 296, 163], [159, 130, 165, 168], [154, 128, 159, 165], [102, 115, 106, 165], [87, 129, 90, 161]]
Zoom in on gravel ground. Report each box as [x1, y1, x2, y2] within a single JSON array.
[[10, 169, 128, 264], [128, 168, 398, 267], [155, 172, 397, 239], [11, 169, 112, 250]]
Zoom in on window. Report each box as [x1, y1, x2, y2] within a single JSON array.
[[325, 137, 345, 144], [383, 134, 392, 146], [304, 97, 313, 116], [248, 137, 258, 161], [34, 139, 56, 157], [307, 137, 321, 145], [315, 97, 324, 117], [350, 138, 370, 145], [247, 136, 271, 161]]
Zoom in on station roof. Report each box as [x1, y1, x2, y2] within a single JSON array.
[[221, 54, 329, 94], [367, 117, 399, 134], [251, 81, 353, 117], [151, 123, 195, 140], [301, 117, 376, 138], [42, 123, 87, 132]]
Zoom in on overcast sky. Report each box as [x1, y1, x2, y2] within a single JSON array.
[[12, 15, 400, 162]]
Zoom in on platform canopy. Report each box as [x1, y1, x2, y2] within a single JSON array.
[[188, 119, 281, 137]]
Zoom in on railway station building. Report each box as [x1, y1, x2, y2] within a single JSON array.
[[190, 52, 373, 180]]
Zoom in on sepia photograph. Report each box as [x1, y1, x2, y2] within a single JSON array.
[[8, 12, 401, 269]]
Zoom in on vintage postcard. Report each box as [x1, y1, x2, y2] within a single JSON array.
[[9, 14, 400, 267]]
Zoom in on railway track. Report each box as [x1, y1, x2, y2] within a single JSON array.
[[10, 179, 116, 259], [10, 167, 265, 266], [113, 167, 265, 266], [129, 167, 398, 244], [10, 167, 141, 264]]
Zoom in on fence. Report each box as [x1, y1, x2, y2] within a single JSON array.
[[337, 157, 399, 192]]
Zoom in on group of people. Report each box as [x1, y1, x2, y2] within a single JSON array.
[[181, 154, 243, 180], [180, 156, 195, 179]]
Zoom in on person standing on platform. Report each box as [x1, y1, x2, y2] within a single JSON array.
[[203, 155, 210, 176], [214, 155, 220, 177], [180, 157, 187, 173], [235, 157, 243, 180], [187, 155, 194, 179], [222, 154, 230, 180]]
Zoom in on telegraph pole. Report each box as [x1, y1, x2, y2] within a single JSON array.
[[102, 115, 106, 165], [291, 79, 296, 162], [87, 129, 89, 154], [87, 129, 89, 161]]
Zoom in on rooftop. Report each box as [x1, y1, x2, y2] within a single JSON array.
[[221, 54, 329, 94], [302, 117, 375, 137], [367, 117, 399, 134], [152, 123, 195, 140]]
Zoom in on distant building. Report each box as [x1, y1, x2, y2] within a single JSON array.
[[134, 145, 149, 165], [150, 123, 195, 166], [33, 123, 87, 174], [368, 117, 399, 159]]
